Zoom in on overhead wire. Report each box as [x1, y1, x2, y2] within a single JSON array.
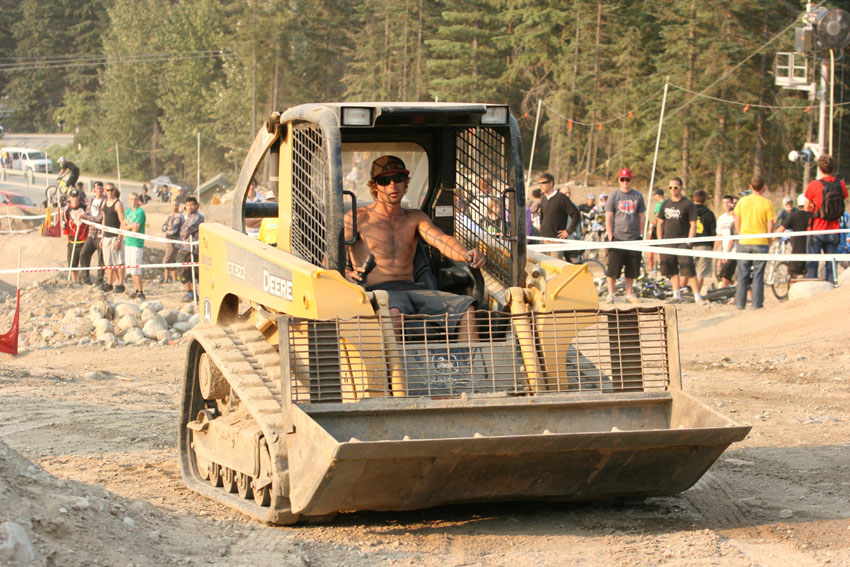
[[568, 5, 824, 177], [668, 82, 850, 109], [0, 50, 233, 72], [542, 86, 665, 126]]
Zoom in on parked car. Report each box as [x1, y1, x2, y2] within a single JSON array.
[[0, 190, 38, 211], [150, 175, 188, 202], [0, 146, 54, 173]]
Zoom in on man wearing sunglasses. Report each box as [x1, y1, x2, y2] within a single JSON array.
[[344, 155, 485, 341], [656, 177, 697, 303], [604, 168, 646, 303]]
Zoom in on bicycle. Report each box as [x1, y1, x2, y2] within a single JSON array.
[[764, 235, 792, 300], [581, 213, 606, 261], [45, 179, 71, 208]]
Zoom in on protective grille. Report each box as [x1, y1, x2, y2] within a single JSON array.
[[454, 127, 513, 288], [291, 124, 328, 266], [284, 307, 671, 403]]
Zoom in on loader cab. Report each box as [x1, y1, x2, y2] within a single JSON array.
[[234, 103, 527, 311]]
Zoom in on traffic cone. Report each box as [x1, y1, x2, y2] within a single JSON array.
[[0, 289, 20, 355]]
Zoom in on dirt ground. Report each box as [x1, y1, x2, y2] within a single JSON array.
[[0, 229, 848, 567]]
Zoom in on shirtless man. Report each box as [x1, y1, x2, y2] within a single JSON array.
[[344, 155, 486, 341]]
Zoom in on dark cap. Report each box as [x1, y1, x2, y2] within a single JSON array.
[[370, 155, 409, 181], [69, 189, 80, 197]]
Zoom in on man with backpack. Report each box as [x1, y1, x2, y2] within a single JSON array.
[[804, 154, 847, 283]]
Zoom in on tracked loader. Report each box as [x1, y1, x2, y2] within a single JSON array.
[[179, 103, 750, 524]]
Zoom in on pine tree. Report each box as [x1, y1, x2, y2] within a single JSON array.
[[157, 0, 228, 181], [426, 0, 506, 102], [4, 1, 68, 130], [90, 0, 163, 178]]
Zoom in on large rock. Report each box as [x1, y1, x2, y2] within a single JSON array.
[[181, 302, 196, 315], [172, 320, 198, 334], [93, 318, 114, 336], [158, 309, 180, 326], [95, 333, 118, 348], [0, 521, 35, 563], [89, 299, 112, 321], [142, 318, 168, 340], [115, 314, 140, 333], [96, 332, 118, 348], [140, 300, 164, 313], [141, 309, 166, 328], [62, 307, 84, 322], [122, 328, 146, 345], [114, 303, 141, 318], [60, 317, 95, 338], [788, 280, 834, 301]]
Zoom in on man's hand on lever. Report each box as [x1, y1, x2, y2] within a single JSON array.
[[466, 248, 485, 269], [345, 254, 376, 283]]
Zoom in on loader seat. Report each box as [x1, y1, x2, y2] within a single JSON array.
[[413, 238, 477, 297]]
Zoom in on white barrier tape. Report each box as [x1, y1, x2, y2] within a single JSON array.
[[529, 227, 850, 262], [531, 240, 850, 263], [0, 226, 41, 234], [0, 213, 55, 220], [0, 228, 39, 235], [82, 219, 186, 245], [529, 227, 850, 247], [0, 261, 199, 276]]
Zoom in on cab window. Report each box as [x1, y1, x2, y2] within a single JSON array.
[[341, 143, 428, 209]]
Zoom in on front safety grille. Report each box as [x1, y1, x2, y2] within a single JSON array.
[[454, 127, 513, 288], [291, 124, 328, 267], [284, 307, 671, 404]]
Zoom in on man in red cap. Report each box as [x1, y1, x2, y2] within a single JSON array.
[[604, 168, 646, 303], [344, 155, 486, 341]]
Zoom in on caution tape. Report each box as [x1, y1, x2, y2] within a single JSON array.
[[0, 261, 198, 276], [529, 228, 850, 263], [0, 227, 40, 235], [0, 212, 55, 220], [82, 219, 188, 245]]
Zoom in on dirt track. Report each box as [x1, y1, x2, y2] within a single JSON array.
[[1, 246, 849, 566]]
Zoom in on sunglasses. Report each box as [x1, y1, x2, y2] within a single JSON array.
[[619, 177, 631, 182], [374, 173, 407, 186], [669, 185, 681, 189], [538, 180, 552, 185]]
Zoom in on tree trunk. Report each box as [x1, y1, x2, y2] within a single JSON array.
[[416, 0, 423, 100], [682, 0, 696, 191], [565, 5, 580, 183], [714, 88, 728, 210], [585, 0, 602, 186], [402, 0, 409, 100]]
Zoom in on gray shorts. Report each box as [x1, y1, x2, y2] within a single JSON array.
[[101, 236, 124, 267], [693, 245, 713, 278], [366, 281, 476, 336], [163, 242, 179, 264]]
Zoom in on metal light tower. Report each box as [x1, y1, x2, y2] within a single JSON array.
[[779, 3, 850, 186]]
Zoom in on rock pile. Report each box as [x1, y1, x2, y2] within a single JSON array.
[[3, 278, 199, 351]]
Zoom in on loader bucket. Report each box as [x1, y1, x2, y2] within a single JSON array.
[[281, 307, 751, 517], [285, 391, 749, 516]]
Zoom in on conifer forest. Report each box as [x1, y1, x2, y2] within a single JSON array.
[[1, 0, 849, 201]]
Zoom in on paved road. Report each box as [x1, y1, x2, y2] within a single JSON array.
[[1, 169, 143, 207], [0, 132, 74, 151]]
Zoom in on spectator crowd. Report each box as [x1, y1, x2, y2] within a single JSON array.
[[529, 152, 848, 308], [62, 182, 205, 303]]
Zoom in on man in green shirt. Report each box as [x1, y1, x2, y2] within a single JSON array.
[[123, 193, 147, 299]]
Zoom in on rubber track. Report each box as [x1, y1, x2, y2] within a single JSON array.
[[183, 323, 299, 525]]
